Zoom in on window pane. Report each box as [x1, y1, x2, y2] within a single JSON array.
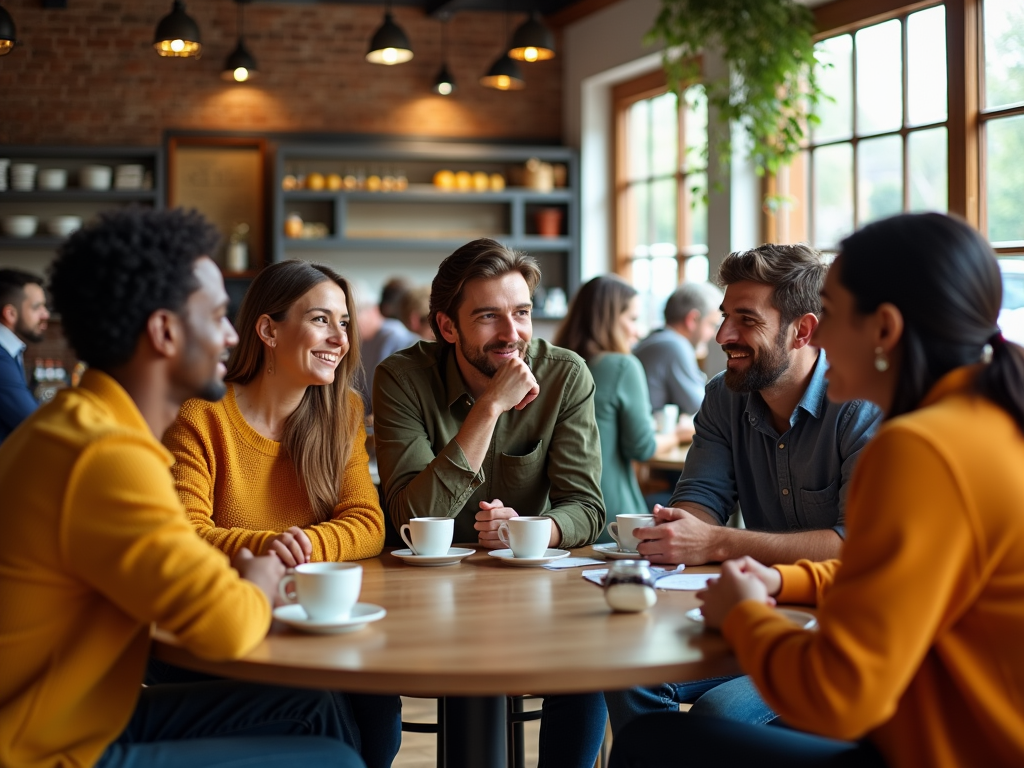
[[814, 35, 854, 142], [856, 20, 903, 134], [652, 177, 677, 245], [813, 143, 854, 247], [987, 114, 1024, 243], [684, 256, 710, 283], [650, 92, 679, 177], [907, 7, 947, 125], [908, 127, 948, 211], [984, 0, 1024, 110], [857, 135, 903, 225], [685, 172, 708, 246], [628, 182, 651, 249], [627, 100, 650, 181], [683, 85, 708, 173]]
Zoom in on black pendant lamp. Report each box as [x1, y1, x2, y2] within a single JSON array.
[[154, 0, 201, 58], [222, 0, 258, 82], [432, 21, 456, 96], [366, 4, 413, 66], [0, 2, 16, 56], [508, 12, 555, 62], [480, 53, 524, 91]]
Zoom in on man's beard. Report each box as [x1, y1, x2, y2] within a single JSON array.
[[722, 326, 790, 393], [14, 318, 44, 344], [196, 378, 228, 403], [459, 336, 528, 377]]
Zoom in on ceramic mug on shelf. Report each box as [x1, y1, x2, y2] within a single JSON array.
[[497, 516, 552, 559], [607, 513, 656, 554], [400, 516, 454, 557], [278, 562, 362, 622]]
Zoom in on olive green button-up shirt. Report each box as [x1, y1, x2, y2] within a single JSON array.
[[372, 338, 605, 547]]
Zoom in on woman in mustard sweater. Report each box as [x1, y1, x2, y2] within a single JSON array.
[[610, 213, 1024, 768], [160, 260, 398, 768]]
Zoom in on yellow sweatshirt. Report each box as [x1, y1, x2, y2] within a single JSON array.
[[163, 386, 384, 562], [0, 370, 271, 768], [723, 366, 1024, 768]]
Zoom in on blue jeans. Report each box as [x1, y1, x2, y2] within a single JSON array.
[[146, 658, 400, 768], [609, 711, 887, 768], [605, 675, 775, 736], [96, 680, 364, 768], [539, 693, 608, 768]]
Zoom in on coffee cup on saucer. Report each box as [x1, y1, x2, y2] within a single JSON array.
[[497, 516, 552, 559], [400, 516, 454, 557], [607, 513, 655, 553], [278, 562, 362, 622]]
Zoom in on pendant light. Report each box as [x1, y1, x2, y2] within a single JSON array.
[[481, 10, 524, 91], [222, 0, 258, 82], [508, 12, 555, 62], [366, 3, 413, 65], [0, 2, 15, 57], [154, 0, 201, 58], [432, 20, 456, 96]]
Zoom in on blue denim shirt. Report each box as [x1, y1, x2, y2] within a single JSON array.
[[670, 352, 881, 537]]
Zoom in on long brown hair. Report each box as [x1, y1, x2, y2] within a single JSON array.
[[555, 275, 638, 361], [226, 260, 362, 522]]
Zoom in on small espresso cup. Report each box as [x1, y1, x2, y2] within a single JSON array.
[[400, 516, 454, 557], [607, 513, 656, 553], [497, 516, 552, 559], [278, 562, 362, 622]]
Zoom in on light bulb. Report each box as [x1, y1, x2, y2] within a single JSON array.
[[437, 82, 452, 96], [524, 47, 538, 62], [170, 38, 185, 52], [382, 47, 398, 64], [233, 67, 249, 82]]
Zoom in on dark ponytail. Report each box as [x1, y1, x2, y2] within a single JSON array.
[[838, 213, 1024, 433]]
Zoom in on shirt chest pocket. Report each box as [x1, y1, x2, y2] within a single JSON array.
[[797, 479, 840, 529], [500, 440, 545, 484]]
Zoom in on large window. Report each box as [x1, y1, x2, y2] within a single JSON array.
[[614, 72, 709, 331]]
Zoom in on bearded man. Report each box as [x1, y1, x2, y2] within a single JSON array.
[[0, 269, 50, 442], [372, 238, 607, 768], [604, 243, 882, 734]]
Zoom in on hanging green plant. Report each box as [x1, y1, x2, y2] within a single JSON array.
[[647, 0, 824, 177]]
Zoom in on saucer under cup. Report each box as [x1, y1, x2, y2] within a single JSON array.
[[278, 562, 362, 622], [607, 513, 655, 554], [400, 516, 454, 557], [498, 516, 552, 559]]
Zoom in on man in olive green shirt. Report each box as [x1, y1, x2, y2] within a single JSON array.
[[373, 238, 605, 549]]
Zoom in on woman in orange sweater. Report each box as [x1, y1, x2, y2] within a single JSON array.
[[610, 213, 1024, 768], [160, 260, 398, 767]]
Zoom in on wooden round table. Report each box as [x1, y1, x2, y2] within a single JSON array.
[[153, 547, 738, 767]]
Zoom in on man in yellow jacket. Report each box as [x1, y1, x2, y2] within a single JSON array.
[[0, 208, 364, 768]]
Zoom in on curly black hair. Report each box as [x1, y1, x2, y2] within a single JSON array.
[[49, 206, 220, 371]]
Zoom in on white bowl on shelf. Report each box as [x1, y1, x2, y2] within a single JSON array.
[[79, 165, 112, 190], [38, 168, 68, 190], [2, 215, 39, 238], [47, 215, 82, 238], [10, 163, 37, 191]]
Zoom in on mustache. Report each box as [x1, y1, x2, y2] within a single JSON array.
[[484, 340, 527, 354], [721, 343, 755, 356]]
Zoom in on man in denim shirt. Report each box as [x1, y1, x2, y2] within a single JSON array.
[[606, 243, 881, 734]]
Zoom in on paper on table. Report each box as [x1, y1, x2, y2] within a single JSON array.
[[582, 568, 716, 591], [543, 557, 605, 570]]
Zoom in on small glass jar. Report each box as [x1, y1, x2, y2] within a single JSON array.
[[604, 560, 658, 613]]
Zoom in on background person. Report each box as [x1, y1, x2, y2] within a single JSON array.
[[0, 207, 362, 768], [353, 280, 419, 413], [0, 268, 50, 442], [162, 259, 397, 768], [612, 212, 1024, 768], [555, 275, 690, 542]]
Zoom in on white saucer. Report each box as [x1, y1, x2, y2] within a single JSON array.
[[684, 607, 818, 630], [592, 542, 647, 560], [273, 602, 387, 634], [488, 548, 571, 567], [391, 547, 475, 567]]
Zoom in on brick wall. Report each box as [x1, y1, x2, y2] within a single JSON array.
[[0, 0, 563, 145]]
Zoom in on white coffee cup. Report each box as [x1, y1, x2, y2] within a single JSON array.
[[278, 562, 362, 622], [607, 513, 656, 553], [400, 516, 454, 557], [498, 516, 552, 559], [654, 404, 680, 434]]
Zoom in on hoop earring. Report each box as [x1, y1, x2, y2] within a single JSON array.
[[874, 346, 889, 372]]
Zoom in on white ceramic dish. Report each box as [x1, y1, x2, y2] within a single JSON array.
[[487, 548, 571, 567], [685, 607, 818, 630], [592, 542, 648, 560], [273, 602, 386, 635], [80, 164, 112, 190], [38, 168, 67, 190], [47, 215, 82, 237], [391, 547, 475, 567], [2, 215, 38, 238]]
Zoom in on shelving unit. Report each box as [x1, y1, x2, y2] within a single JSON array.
[[0, 146, 164, 255], [273, 141, 578, 319]]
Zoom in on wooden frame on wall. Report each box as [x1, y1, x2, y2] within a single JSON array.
[[166, 135, 268, 276]]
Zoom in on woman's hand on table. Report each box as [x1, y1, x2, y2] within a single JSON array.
[[265, 527, 312, 568], [697, 557, 778, 629]]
